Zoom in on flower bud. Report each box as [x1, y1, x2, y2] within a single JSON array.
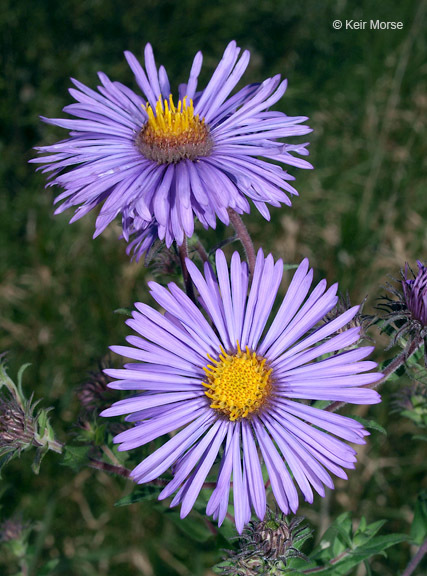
[[378, 261, 427, 364], [402, 261, 427, 327], [77, 361, 114, 414], [217, 511, 311, 575]]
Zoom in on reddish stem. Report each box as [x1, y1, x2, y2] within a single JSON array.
[[227, 208, 256, 275], [88, 458, 130, 478], [402, 537, 427, 576], [88, 458, 217, 489]]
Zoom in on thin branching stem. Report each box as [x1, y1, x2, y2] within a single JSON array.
[[88, 458, 218, 489], [402, 537, 427, 576], [204, 518, 218, 535], [227, 208, 256, 275], [88, 458, 131, 478], [19, 558, 29, 576], [195, 239, 209, 264]]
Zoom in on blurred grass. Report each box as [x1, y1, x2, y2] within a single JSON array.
[[0, 0, 426, 574]]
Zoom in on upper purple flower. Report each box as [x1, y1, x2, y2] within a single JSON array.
[[402, 261, 427, 327], [31, 42, 312, 255], [101, 250, 381, 532]]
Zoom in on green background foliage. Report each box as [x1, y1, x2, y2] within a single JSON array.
[[0, 0, 426, 574]]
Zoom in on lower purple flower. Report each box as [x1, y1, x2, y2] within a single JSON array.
[[101, 250, 382, 532]]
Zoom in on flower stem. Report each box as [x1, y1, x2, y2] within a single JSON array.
[[88, 458, 131, 478], [326, 335, 424, 413], [402, 537, 427, 576], [178, 240, 196, 303], [227, 208, 256, 275], [195, 239, 209, 264], [87, 458, 217, 489]]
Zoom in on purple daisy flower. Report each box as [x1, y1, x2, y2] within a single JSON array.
[[31, 42, 312, 255], [101, 250, 381, 532]]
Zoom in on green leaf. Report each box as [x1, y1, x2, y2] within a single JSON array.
[[164, 509, 213, 543], [115, 484, 163, 506], [299, 515, 410, 575], [354, 519, 386, 543], [413, 434, 427, 442], [114, 307, 133, 317], [334, 534, 408, 574], [37, 559, 60, 576], [311, 400, 332, 409], [334, 512, 353, 547], [302, 534, 408, 575], [283, 264, 299, 271], [411, 491, 427, 545], [61, 445, 90, 471], [32, 445, 49, 474], [16, 363, 31, 397], [349, 416, 387, 435]]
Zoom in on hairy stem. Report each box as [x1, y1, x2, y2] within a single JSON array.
[[88, 458, 131, 478], [402, 537, 427, 576], [326, 335, 424, 413], [21, 561, 29, 576], [87, 458, 217, 489], [227, 208, 256, 275], [204, 518, 218, 535], [195, 240, 209, 264]]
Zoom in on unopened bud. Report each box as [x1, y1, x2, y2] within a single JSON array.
[[217, 511, 311, 575], [377, 261, 427, 364], [402, 261, 427, 327], [77, 360, 114, 414]]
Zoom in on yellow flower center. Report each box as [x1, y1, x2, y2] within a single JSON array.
[[203, 343, 273, 421], [136, 95, 213, 164]]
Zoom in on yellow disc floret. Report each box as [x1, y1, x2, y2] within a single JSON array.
[[203, 342, 273, 421], [136, 95, 213, 164]]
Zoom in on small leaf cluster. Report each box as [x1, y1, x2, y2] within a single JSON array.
[[288, 513, 408, 575]]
